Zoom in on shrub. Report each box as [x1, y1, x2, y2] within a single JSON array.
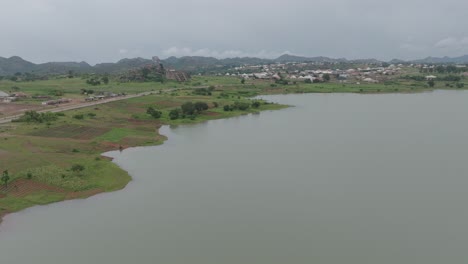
[[169, 109, 181, 120], [71, 164, 85, 173], [194, 102, 209, 112], [146, 107, 162, 119], [251, 101, 261, 108]]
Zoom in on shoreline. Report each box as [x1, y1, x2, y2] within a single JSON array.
[[0, 95, 288, 226], [1, 89, 467, 226]]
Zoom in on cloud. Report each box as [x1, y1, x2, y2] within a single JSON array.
[[118, 49, 128, 54], [162, 47, 293, 59], [434, 37, 468, 50]]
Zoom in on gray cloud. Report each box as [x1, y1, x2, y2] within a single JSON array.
[[1, 0, 468, 64]]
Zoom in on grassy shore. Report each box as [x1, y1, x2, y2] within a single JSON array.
[[0, 74, 467, 222], [0, 87, 286, 222]]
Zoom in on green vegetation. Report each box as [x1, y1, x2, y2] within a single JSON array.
[[146, 107, 162, 119], [2, 170, 10, 189], [13, 111, 60, 123]]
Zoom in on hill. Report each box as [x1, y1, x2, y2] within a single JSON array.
[[1, 53, 468, 76]]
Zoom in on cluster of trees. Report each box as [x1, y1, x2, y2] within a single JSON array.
[[146, 101, 212, 120], [169, 101, 210, 120], [192, 86, 215, 96], [73, 112, 96, 120], [146, 107, 162, 119], [403, 75, 463, 82], [401, 75, 426, 81], [13, 111, 61, 123], [223, 101, 260, 111], [420, 65, 467, 74], [86, 76, 109, 86], [445, 83, 465, 88], [439, 75, 461, 82]]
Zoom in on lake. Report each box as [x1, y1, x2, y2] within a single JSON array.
[[1, 91, 468, 263]]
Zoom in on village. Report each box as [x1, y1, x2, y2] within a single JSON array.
[[221, 61, 468, 84]]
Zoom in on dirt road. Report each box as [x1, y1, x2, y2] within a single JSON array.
[[0, 91, 156, 124]]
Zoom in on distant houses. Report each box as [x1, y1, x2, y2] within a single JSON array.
[[0, 90, 26, 102]]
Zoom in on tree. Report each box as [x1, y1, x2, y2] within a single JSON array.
[[169, 109, 181, 120], [428, 79, 435, 87], [194, 102, 209, 112], [146, 107, 162, 119], [323, 73, 330, 82], [251, 101, 261, 108], [102, 76, 109, 85], [2, 170, 10, 189], [241, 78, 245, 84], [181, 102, 196, 115]]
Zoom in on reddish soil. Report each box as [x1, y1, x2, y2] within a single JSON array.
[[0, 179, 66, 197], [0, 179, 103, 200], [65, 189, 103, 200]]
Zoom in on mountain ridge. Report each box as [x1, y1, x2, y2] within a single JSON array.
[[1, 54, 468, 76]]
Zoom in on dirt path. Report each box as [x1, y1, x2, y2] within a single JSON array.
[[0, 91, 158, 124]]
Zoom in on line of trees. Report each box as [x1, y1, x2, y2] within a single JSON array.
[[13, 111, 61, 123]]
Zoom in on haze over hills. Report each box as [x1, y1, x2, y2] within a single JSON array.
[[1, 54, 468, 76]]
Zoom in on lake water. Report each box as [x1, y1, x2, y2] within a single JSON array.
[[1, 91, 468, 263]]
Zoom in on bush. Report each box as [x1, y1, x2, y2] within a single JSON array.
[[71, 164, 85, 173], [13, 111, 60, 123], [194, 102, 209, 112], [146, 107, 162, 119], [73, 114, 84, 120], [234, 101, 250, 110], [251, 101, 261, 108], [169, 109, 181, 120], [181, 102, 196, 115]]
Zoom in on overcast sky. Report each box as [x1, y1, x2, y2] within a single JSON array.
[[1, 0, 468, 64]]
